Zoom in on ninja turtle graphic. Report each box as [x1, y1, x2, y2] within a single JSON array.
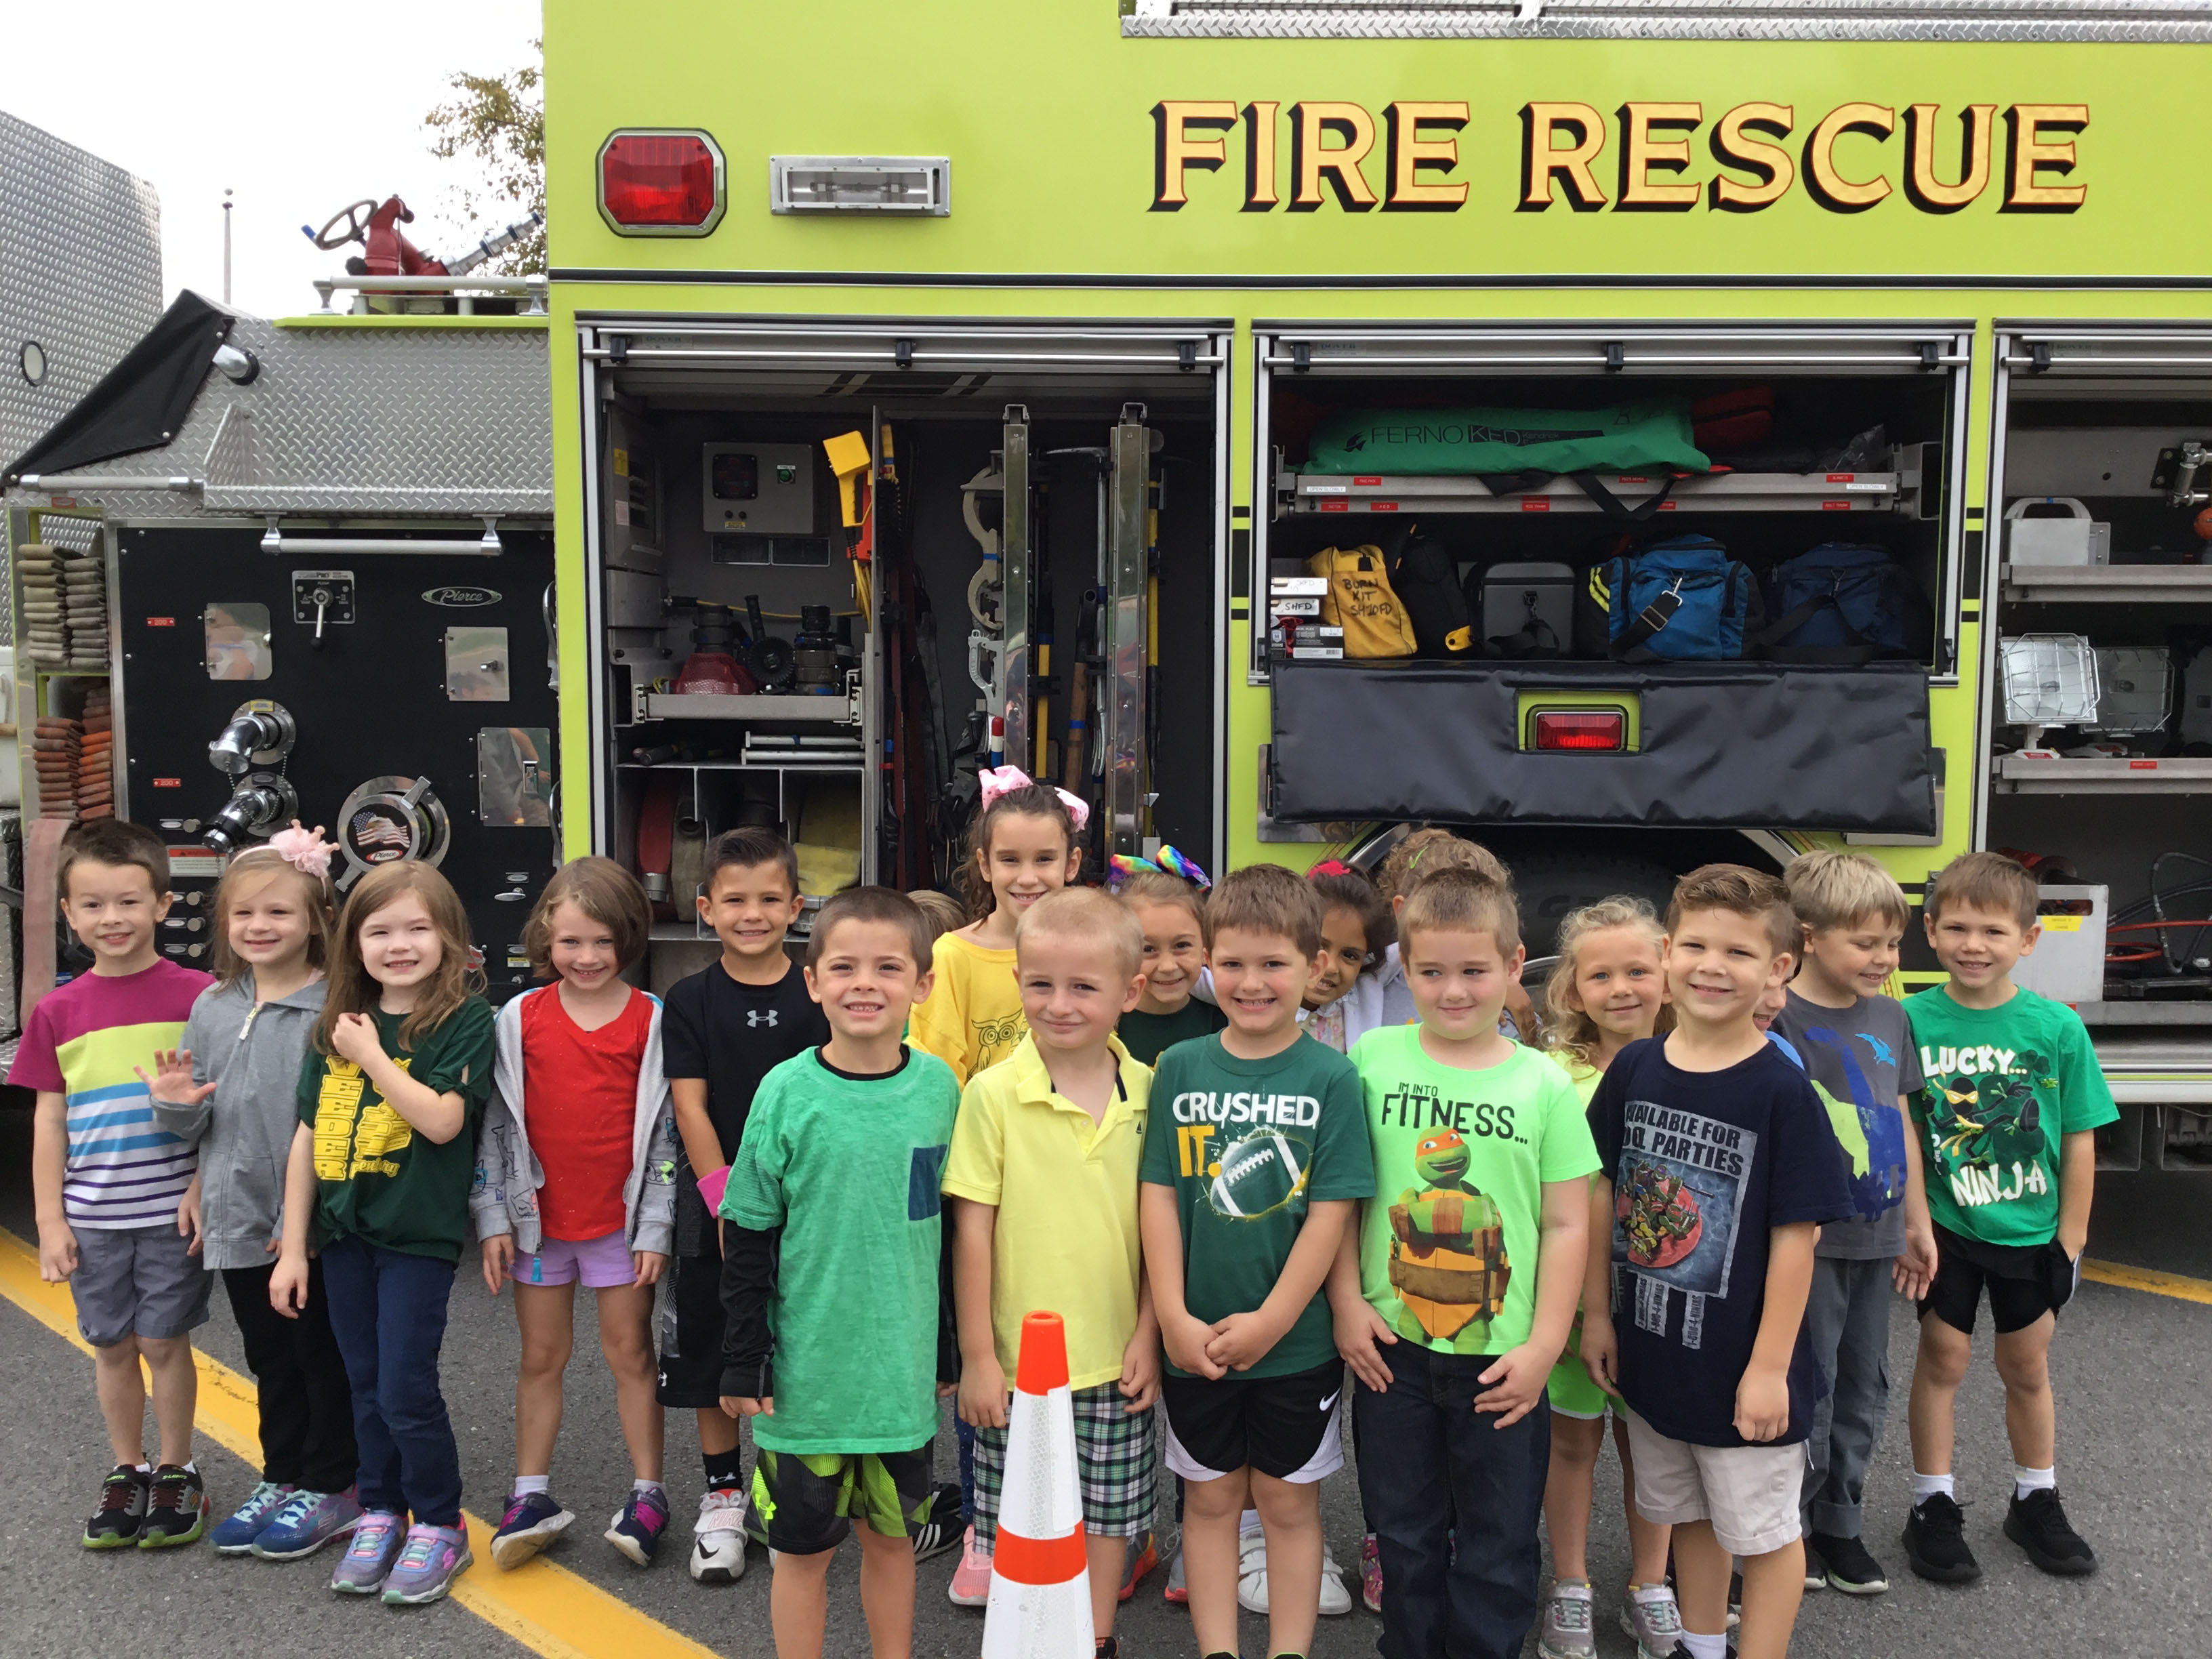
[[1924, 1052, 2051, 1195], [1385, 1129, 1510, 1349], [1618, 1159, 1704, 1270]]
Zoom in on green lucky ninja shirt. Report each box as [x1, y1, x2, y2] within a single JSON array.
[[1902, 986, 2116, 1248]]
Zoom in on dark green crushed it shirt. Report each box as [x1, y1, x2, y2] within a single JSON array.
[[720, 1047, 960, 1454], [1140, 1032, 1373, 1379], [296, 997, 497, 1263], [1903, 986, 2116, 1249], [1120, 998, 1229, 1068]]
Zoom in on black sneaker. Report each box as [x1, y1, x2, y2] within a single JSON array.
[[1902, 1492, 1982, 1583], [139, 1464, 209, 1549], [85, 1465, 149, 1549], [2003, 1488, 2097, 1577], [909, 1482, 966, 1563], [1809, 1530, 1890, 1595]]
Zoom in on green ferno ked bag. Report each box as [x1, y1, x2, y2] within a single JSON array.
[[1306, 400, 1709, 478]]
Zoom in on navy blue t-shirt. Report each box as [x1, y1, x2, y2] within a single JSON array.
[[1587, 1036, 1853, 1448]]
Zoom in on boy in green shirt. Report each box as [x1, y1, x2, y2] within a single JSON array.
[[718, 887, 960, 1659], [1900, 852, 2114, 1588]]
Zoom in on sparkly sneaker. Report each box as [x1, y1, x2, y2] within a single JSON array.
[[1903, 1492, 1982, 1584], [947, 1523, 994, 1607], [83, 1465, 150, 1549], [1619, 1582, 1687, 1659], [690, 1483, 750, 1583], [490, 1490, 574, 1570], [605, 1486, 670, 1567], [212, 1481, 293, 1554], [1360, 1532, 1382, 1614], [1164, 1542, 1187, 1604], [331, 1509, 407, 1594], [251, 1487, 363, 1559], [382, 1522, 472, 1605], [1537, 1580, 1596, 1659], [1119, 1529, 1158, 1601], [139, 1465, 209, 1549], [2004, 1488, 2097, 1577]]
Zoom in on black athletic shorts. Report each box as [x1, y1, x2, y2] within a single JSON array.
[[1917, 1222, 2078, 1336], [750, 1443, 938, 1555], [655, 1243, 729, 1408], [1161, 1356, 1345, 1483]]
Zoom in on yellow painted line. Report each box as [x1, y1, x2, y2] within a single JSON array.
[[0, 1229, 719, 1659], [2081, 1257, 2212, 1307]]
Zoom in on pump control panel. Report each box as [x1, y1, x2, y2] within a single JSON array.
[[702, 443, 815, 535]]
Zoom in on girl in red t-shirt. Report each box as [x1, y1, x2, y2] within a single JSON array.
[[473, 857, 679, 1572]]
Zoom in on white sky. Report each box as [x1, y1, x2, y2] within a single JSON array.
[[5, 0, 542, 319]]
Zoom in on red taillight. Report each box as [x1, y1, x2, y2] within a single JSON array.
[[598, 131, 725, 234], [1533, 711, 1625, 752]]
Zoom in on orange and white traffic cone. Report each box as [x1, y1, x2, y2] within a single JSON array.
[[981, 1311, 1094, 1659]]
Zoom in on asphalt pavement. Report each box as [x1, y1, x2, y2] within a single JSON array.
[[2, 1100, 2206, 1659]]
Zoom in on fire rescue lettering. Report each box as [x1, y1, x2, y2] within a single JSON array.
[[1169, 1089, 1322, 1128], [1149, 100, 2086, 216]]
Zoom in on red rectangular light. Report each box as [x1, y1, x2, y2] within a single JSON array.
[[1533, 711, 1624, 751], [599, 131, 725, 233]]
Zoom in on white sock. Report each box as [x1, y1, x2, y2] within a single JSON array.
[[134, 1462, 152, 1473], [1912, 1471, 1954, 1503], [2014, 1464, 2055, 1498], [1239, 1507, 1263, 1538], [1681, 1631, 1727, 1659], [513, 1474, 551, 1497], [634, 1478, 666, 1497]]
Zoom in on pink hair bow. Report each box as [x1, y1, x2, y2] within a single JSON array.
[[977, 764, 1090, 832], [262, 821, 335, 879]]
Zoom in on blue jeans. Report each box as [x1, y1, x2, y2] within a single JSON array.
[[321, 1235, 462, 1527], [1355, 1340, 1550, 1659]]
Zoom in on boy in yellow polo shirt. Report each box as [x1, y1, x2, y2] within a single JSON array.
[[944, 887, 1159, 1658]]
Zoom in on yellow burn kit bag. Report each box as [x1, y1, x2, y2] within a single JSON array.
[[1307, 545, 1418, 659]]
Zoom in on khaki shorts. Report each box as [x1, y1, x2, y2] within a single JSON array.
[[1624, 1409, 1806, 1558]]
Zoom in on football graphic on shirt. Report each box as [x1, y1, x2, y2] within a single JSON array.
[[1619, 1160, 1704, 1270], [1206, 1131, 1309, 1218]]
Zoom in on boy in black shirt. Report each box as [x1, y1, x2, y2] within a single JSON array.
[[659, 828, 826, 1583], [1583, 867, 1852, 1659]]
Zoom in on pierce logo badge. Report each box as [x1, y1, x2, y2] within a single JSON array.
[[422, 586, 501, 608]]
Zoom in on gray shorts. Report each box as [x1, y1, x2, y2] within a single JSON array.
[[1624, 1408, 1807, 1558], [70, 1223, 211, 1349]]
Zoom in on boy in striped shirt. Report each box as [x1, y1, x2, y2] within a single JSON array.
[[19, 819, 215, 1549]]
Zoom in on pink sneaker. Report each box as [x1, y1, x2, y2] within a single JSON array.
[[1361, 1532, 1382, 1614], [947, 1523, 993, 1607]]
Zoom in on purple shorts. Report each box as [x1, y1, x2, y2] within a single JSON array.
[[514, 1230, 636, 1289]]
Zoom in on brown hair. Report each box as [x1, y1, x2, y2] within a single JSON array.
[[524, 856, 651, 978], [1784, 848, 1912, 937], [960, 783, 1080, 920], [58, 819, 171, 903], [704, 827, 798, 897], [1116, 868, 1206, 930], [1204, 863, 1326, 958], [1666, 863, 1797, 960], [806, 884, 934, 972], [1310, 867, 1392, 975], [1019, 886, 1144, 980], [316, 861, 480, 1055], [1925, 849, 2039, 931], [909, 888, 968, 943], [1542, 896, 1673, 1071], [1375, 827, 1512, 907], [209, 849, 336, 988], [1397, 867, 1523, 954]]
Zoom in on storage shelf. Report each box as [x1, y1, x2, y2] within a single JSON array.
[[1992, 754, 2212, 794], [616, 759, 863, 772], [1274, 467, 1904, 518], [641, 692, 858, 724], [2074, 1002, 2212, 1027], [2000, 563, 2212, 605]]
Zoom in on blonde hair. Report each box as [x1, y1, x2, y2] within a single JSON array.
[[1376, 827, 1511, 907], [1018, 886, 1143, 980], [209, 850, 335, 989], [1785, 849, 1911, 937], [1925, 849, 2040, 930], [1666, 863, 1797, 960], [1542, 897, 1672, 1071], [317, 861, 480, 1055], [1396, 867, 1523, 954], [1206, 863, 1325, 958], [909, 888, 968, 943]]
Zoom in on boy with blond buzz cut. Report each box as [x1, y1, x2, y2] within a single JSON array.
[[1330, 868, 1600, 1659], [945, 887, 1158, 1659], [1771, 851, 1938, 1596], [1900, 851, 2112, 1586], [1582, 865, 1853, 1659], [1141, 863, 1374, 1659]]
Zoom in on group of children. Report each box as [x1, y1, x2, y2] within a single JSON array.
[[22, 786, 2112, 1659]]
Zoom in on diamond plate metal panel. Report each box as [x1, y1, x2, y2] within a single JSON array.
[[1124, 0, 2212, 41]]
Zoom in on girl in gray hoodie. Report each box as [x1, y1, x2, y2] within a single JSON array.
[[148, 827, 363, 1560]]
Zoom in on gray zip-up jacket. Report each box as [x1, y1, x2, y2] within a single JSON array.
[[148, 975, 328, 1272], [470, 985, 680, 1257]]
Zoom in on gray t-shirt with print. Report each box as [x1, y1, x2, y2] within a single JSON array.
[[1769, 989, 1924, 1260]]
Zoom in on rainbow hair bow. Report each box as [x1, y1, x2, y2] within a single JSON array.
[[1107, 845, 1212, 890]]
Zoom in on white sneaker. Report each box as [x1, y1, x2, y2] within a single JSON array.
[[1318, 1538, 1353, 1616], [1231, 1532, 1353, 1616], [689, 1483, 748, 1584]]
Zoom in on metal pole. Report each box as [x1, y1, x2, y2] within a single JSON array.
[[222, 189, 232, 305], [999, 407, 1031, 775], [1103, 406, 1150, 857]]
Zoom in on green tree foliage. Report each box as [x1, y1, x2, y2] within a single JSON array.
[[424, 39, 545, 274]]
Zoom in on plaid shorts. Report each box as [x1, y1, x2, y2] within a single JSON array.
[[973, 1382, 1155, 1544]]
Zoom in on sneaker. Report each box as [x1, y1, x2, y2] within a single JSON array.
[[2003, 1488, 2097, 1577], [1360, 1532, 1382, 1614], [911, 1483, 966, 1563], [1537, 1580, 1596, 1659], [251, 1487, 363, 1559], [139, 1465, 209, 1549], [1164, 1542, 1187, 1604], [1119, 1529, 1158, 1601], [490, 1490, 574, 1570], [947, 1523, 994, 1607], [331, 1509, 407, 1594], [1237, 1530, 1270, 1614], [689, 1483, 749, 1584], [1809, 1529, 1890, 1595], [606, 1486, 669, 1567], [1618, 1582, 1686, 1659], [212, 1481, 293, 1554], [382, 1522, 472, 1604], [1802, 1532, 1827, 1589], [1902, 1492, 1982, 1584], [1319, 1538, 1352, 1616], [83, 1465, 150, 1549]]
